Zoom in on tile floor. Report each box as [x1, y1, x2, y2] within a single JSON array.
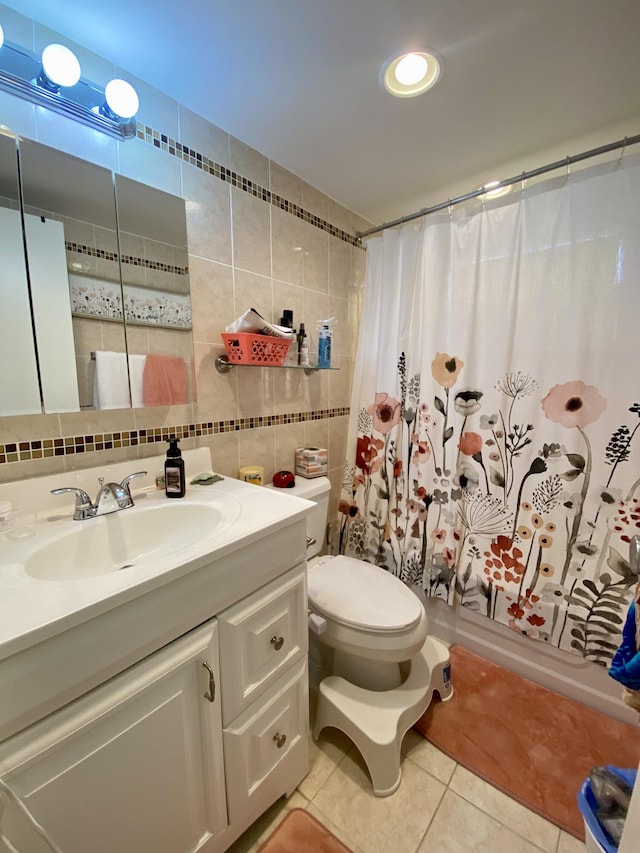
[[228, 708, 587, 853]]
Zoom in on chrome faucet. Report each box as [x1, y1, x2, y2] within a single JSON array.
[[51, 471, 147, 520]]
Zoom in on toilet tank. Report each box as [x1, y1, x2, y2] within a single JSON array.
[[290, 476, 330, 559]]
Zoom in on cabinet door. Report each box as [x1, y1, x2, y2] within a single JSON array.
[[0, 620, 227, 853]]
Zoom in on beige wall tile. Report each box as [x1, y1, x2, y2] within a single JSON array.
[[118, 139, 182, 197], [304, 419, 329, 450], [275, 423, 306, 473], [124, 324, 151, 355], [328, 236, 352, 298], [272, 206, 305, 285], [183, 165, 232, 265], [193, 342, 238, 422], [270, 161, 303, 206], [59, 408, 135, 436], [327, 198, 353, 235], [328, 355, 353, 409], [272, 280, 305, 331], [328, 415, 349, 478], [0, 455, 65, 484], [302, 221, 329, 292], [197, 433, 239, 478], [231, 187, 271, 276], [230, 137, 270, 187], [302, 182, 329, 221], [190, 257, 234, 344], [236, 366, 275, 420], [238, 426, 276, 481], [179, 106, 230, 166], [233, 269, 273, 322]]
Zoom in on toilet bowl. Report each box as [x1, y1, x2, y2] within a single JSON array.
[[273, 475, 452, 796], [308, 554, 428, 690]]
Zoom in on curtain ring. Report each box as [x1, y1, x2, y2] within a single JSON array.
[[447, 199, 453, 217], [520, 171, 527, 193], [565, 155, 571, 179], [619, 136, 628, 163]]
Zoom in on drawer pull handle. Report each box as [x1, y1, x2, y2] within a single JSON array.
[[273, 732, 287, 749], [271, 635, 284, 651], [202, 661, 215, 702]]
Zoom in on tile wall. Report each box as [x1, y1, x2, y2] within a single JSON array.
[[0, 2, 370, 512]]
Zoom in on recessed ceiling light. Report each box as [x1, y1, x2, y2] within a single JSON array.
[[381, 50, 441, 98], [482, 180, 512, 199]]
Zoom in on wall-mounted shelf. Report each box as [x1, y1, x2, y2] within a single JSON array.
[[215, 354, 338, 375]]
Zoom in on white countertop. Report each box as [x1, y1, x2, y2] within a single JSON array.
[[0, 449, 312, 662]]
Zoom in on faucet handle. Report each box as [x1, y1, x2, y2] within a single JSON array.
[[51, 487, 94, 521], [120, 471, 148, 497]]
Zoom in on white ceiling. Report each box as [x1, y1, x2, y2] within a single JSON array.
[[3, 0, 640, 226]]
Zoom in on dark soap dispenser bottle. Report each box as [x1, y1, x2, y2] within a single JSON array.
[[165, 437, 185, 498]]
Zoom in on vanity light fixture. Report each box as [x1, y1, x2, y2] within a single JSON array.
[[38, 43, 81, 91], [381, 50, 441, 98], [0, 27, 139, 138]]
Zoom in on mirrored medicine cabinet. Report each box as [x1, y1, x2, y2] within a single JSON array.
[[0, 133, 193, 417]]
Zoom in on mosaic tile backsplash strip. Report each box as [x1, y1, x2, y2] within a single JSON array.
[[0, 409, 350, 465]]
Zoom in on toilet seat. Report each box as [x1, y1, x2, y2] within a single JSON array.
[[308, 555, 423, 633]]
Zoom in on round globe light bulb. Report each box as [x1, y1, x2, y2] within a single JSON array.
[[41, 44, 81, 88], [394, 53, 428, 86], [104, 79, 139, 119]]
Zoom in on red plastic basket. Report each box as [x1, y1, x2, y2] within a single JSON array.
[[221, 333, 292, 366]]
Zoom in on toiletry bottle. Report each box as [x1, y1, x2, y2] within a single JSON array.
[[165, 437, 185, 498], [318, 324, 332, 368], [281, 310, 299, 366], [297, 323, 309, 367]]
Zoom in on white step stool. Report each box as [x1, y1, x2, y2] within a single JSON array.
[[312, 636, 452, 796]]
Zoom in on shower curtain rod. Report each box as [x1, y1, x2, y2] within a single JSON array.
[[356, 133, 640, 239]]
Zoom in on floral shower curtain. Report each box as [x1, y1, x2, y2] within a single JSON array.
[[340, 155, 640, 666]]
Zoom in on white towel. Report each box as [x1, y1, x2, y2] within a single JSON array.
[[127, 354, 147, 408], [92, 351, 139, 410]]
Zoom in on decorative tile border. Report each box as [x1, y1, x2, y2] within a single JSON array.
[[0, 408, 350, 466], [136, 122, 364, 251], [67, 242, 189, 277]]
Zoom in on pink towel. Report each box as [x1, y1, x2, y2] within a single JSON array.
[[143, 354, 188, 406]]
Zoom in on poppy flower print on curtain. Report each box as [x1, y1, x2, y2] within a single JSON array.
[[340, 356, 640, 665]]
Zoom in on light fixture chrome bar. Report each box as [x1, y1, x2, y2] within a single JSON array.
[[357, 133, 640, 238], [0, 39, 136, 140]]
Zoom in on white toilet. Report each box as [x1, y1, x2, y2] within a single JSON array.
[[289, 475, 452, 797]]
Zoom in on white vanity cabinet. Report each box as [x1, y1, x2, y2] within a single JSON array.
[[0, 620, 228, 853], [0, 567, 309, 853], [0, 451, 312, 852]]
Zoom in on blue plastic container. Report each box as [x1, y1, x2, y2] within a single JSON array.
[[578, 766, 637, 853]]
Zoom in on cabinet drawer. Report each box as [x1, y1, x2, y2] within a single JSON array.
[[222, 658, 308, 824], [218, 565, 307, 725]]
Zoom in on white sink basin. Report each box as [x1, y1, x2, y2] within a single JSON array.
[[24, 498, 241, 581]]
